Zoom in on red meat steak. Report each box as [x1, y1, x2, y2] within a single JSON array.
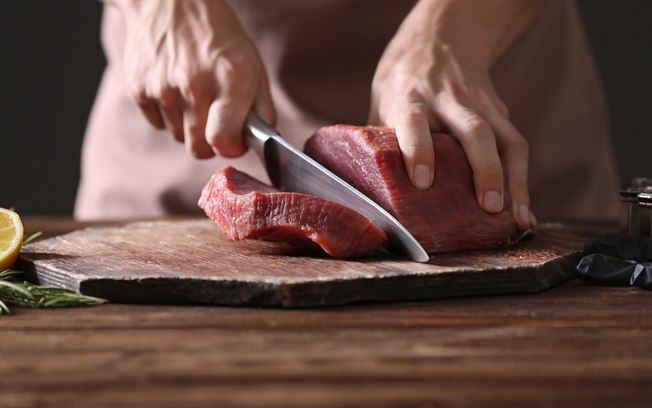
[[198, 166, 387, 258], [304, 125, 518, 252]]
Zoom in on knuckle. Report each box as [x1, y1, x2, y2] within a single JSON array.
[[184, 121, 202, 140], [475, 164, 504, 184], [394, 101, 429, 126], [218, 58, 241, 83], [400, 139, 433, 153], [218, 59, 261, 100], [151, 82, 171, 99], [214, 99, 239, 118], [183, 77, 205, 100], [207, 131, 232, 149], [512, 179, 529, 197], [506, 135, 529, 158], [206, 131, 224, 148], [160, 88, 180, 108], [127, 84, 147, 104], [208, 133, 243, 158], [176, 72, 210, 104], [397, 108, 426, 126], [402, 85, 424, 102], [462, 117, 492, 137]]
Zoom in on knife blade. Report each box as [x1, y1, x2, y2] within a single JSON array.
[[243, 111, 429, 262]]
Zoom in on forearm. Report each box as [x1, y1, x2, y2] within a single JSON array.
[[402, 0, 546, 67]]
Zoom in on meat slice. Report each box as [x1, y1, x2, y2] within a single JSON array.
[[304, 125, 518, 252], [198, 166, 387, 258]]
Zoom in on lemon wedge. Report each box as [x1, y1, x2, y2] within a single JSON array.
[[0, 208, 24, 270]]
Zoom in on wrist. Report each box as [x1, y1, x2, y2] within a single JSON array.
[[102, 0, 145, 27], [103, 0, 141, 14], [399, 0, 545, 68]]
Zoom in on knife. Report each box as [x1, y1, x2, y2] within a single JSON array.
[[243, 111, 430, 262]]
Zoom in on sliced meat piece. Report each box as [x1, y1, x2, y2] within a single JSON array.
[[304, 125, 518, 253], [198, 166, 387, 258]]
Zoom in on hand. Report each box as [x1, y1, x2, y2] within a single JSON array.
[[369, 0, 542, 231], [114, 0, 275, 158]]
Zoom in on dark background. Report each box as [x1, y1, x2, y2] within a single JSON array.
[[4, 0, 652, 216]]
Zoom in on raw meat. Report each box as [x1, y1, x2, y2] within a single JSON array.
[[304, 125, 518, 253], [198, 166, 387, 258]]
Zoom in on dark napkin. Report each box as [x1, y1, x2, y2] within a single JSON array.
[[576, 234, 652, 290]]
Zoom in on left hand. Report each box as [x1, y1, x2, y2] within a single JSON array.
[[369, 0, 542, 232]]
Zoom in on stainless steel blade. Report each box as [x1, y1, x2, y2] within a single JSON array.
[[244, 112, 429, 262]]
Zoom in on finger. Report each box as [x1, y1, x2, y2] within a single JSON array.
[[183, 107, 214, 159], [152, 85, 184, 142], [530, 210, 538, 229], [393, 103, 435, 190], [205, 66, 258, 158], [367, 106, 380, 126], [178, 75, 215, 159], [128, 86, 165, 130], [367, 94, 381, 125], [205, 98, 249, 158], [252, 72, 277, 127], [438, 102, 504, 213], [477, 85, 510, 119], [488, 112, 533, 231]]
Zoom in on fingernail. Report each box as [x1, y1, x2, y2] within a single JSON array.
[[413, 164, 432, 189], [482, 190, 503, 213], [517, 204, 531, 227]]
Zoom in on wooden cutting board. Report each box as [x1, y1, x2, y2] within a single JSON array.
[[17, 219, 587, 307]]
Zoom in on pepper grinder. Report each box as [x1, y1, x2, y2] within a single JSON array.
[[619, 177, 652, 235], [638, 186, 652, 238]]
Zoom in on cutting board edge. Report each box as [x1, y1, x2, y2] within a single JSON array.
[[64, 251, 582, 308], [273, 251, 582, 307], [77, 276, 285, 306], [15, 256, 82, 293]]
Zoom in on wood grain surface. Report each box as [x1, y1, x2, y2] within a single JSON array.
[[17, 219, 585, 307], [1, 218, 650, 408], [1, 281, 650, 408]]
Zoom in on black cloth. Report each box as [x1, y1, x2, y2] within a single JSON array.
[[576, 234, 652, 290]]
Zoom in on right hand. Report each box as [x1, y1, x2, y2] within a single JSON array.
[[115, 0, 276, 158]]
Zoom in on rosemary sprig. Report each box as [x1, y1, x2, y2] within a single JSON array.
[[22, 230, 42, 245], [0, 231, 107, 315], [0, 269, 107, 315]]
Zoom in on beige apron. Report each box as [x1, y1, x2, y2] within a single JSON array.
[[75, 0, 620, 222]]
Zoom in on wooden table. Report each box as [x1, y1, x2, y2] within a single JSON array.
[[1, 218, 651, 408]]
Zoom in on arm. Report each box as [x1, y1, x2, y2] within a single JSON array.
[[106, 0, 275, 158], [369, 0, 545, 231]]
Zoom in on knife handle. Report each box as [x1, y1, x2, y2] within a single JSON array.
[[243, 111, 278, 160]]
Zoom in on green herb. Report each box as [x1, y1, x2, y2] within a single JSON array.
[[0, 269, 107, 315], [22, 230, 42, 245], [0, 231, 107, 315]]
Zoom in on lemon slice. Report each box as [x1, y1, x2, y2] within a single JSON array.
[[0, 208, 24, 270]]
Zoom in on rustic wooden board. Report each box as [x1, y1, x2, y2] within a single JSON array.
[[17, 219, 587, 307]]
